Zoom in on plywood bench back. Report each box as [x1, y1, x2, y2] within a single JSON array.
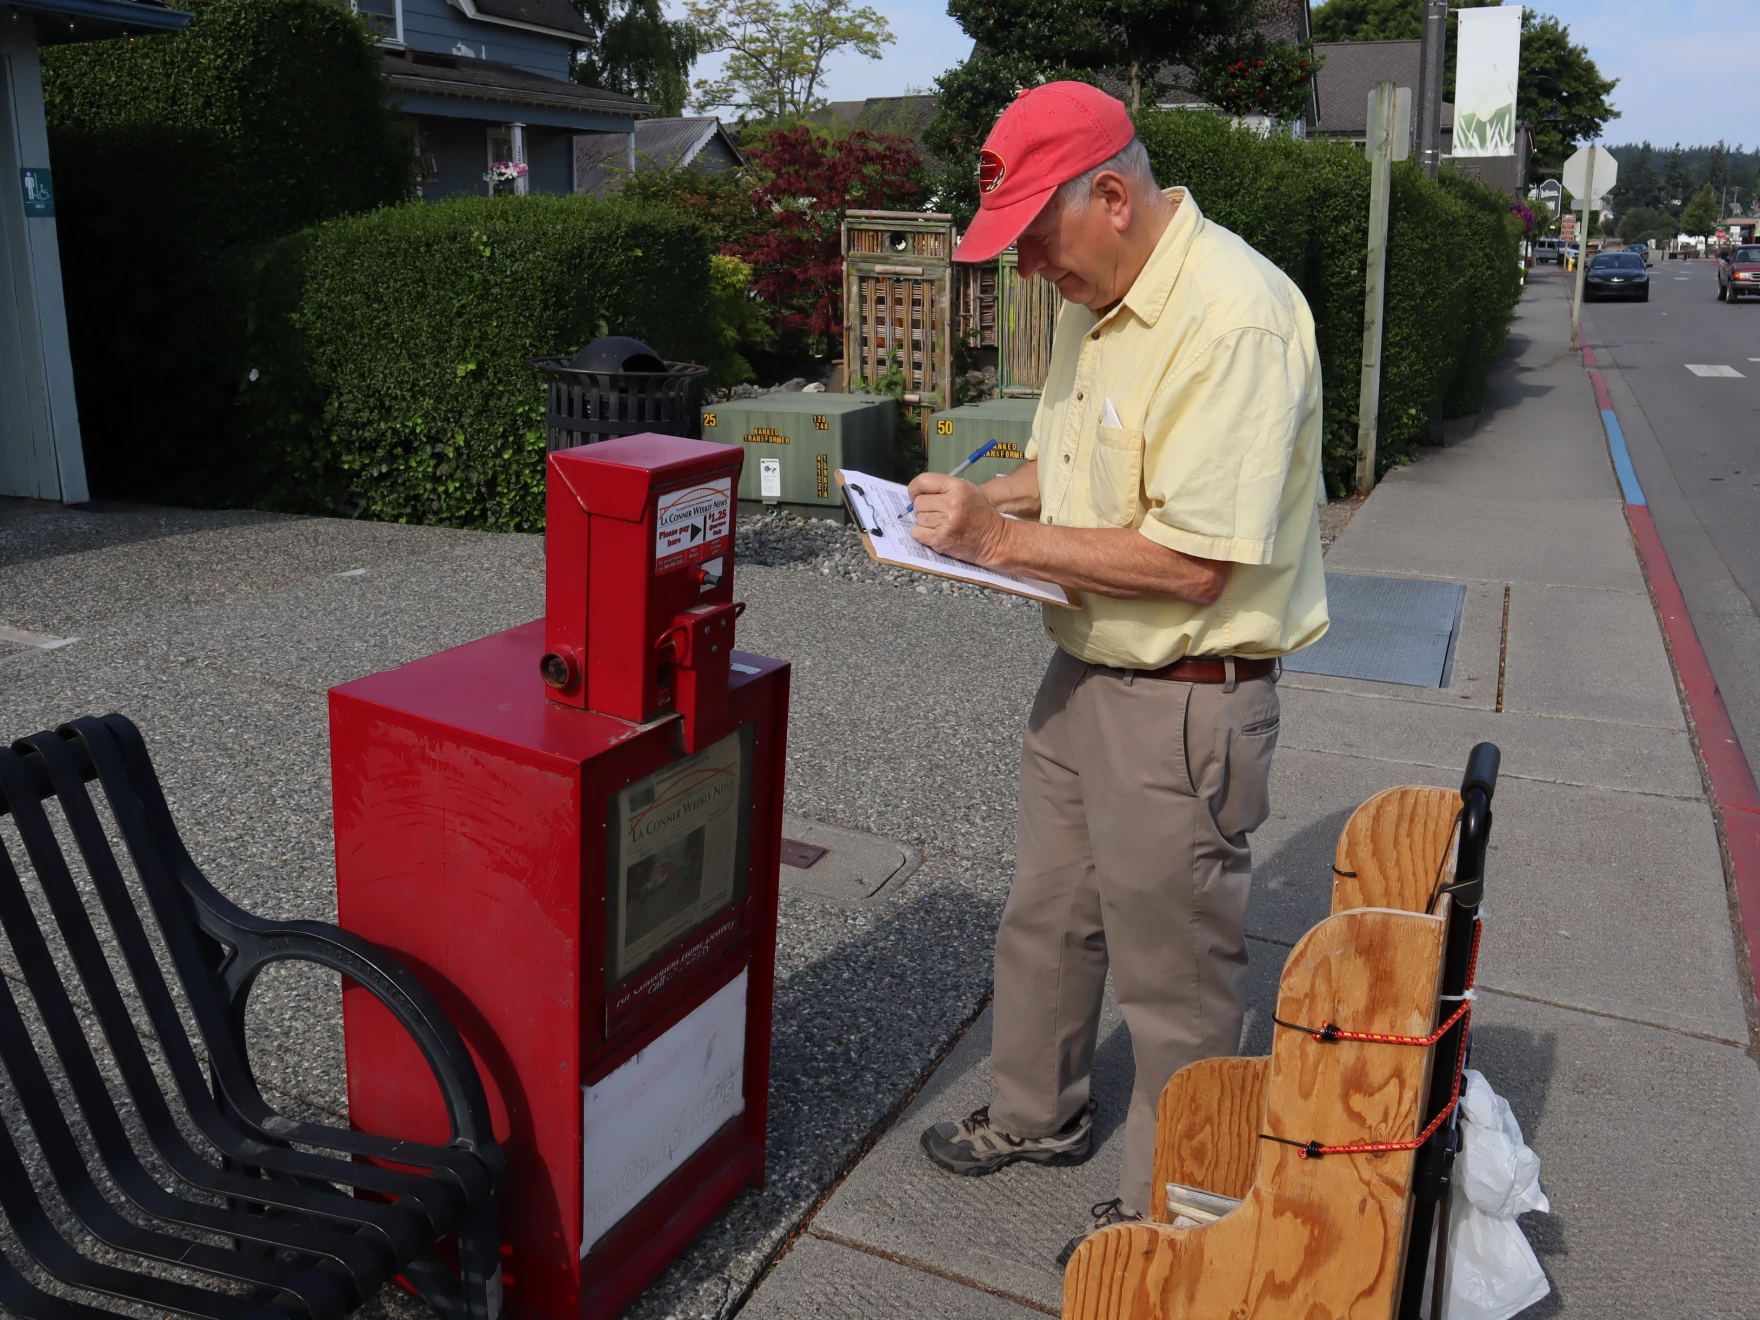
[[1066, 906, 1447, 1320], [1332, 786, 1461, 916]]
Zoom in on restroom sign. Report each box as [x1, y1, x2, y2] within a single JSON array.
[[655, 477, 732, 574], [20, 169, 53, 217]]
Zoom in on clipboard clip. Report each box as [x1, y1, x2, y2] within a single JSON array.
[[842, 482, 884, 538]]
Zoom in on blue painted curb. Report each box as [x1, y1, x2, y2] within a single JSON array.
[[1601, 409, 1646, 506]]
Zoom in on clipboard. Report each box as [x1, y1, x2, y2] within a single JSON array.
[[836, 470, 1081, 609]]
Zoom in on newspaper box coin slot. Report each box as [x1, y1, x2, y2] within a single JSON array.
[[330, 435, 789, 1320]]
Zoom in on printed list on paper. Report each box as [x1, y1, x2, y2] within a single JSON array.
[[836, 470, 1074, 607]]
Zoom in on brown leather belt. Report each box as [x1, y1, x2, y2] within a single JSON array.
[[1138, 656, 1278, 684]]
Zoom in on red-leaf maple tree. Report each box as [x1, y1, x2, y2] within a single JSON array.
[[729, 126, 927, 349]]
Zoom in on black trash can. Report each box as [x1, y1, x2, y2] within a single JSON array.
[[532, 336, 708, 451]]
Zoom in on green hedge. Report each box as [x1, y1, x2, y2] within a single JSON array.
[[1134, 110, 1522, 492], [43, 0, 410, 506], [245, 195, 714, 531]]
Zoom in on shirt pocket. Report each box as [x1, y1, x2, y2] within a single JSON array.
[[1089, 424, 1145, 528]]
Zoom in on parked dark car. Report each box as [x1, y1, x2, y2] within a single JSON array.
[[1718, 245, 1760, 302], [1583, 250, 1650, 301]]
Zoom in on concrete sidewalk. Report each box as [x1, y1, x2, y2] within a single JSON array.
[[0, 270, 1754, 1320], [742, 271, 1760, 1317]]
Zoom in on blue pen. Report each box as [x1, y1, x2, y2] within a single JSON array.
[[906, 439, 1001, 513]]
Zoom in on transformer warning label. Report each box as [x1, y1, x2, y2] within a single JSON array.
[[655, 477, 732, 575]]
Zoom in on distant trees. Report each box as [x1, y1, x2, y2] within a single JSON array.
[[1678, 185, 1720, 238], [924, 0, 1279, 222], [572, 0, 703, 116], [1617, 207, 1676, 246], [685, 0, 893, 122]]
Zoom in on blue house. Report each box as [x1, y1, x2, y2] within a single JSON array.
[[363, 0, 654, 200]]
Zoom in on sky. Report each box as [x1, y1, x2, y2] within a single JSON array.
[[682, 0, 1744, 150]]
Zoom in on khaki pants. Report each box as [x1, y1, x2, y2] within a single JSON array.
[[989, 648, 1280, 1215]]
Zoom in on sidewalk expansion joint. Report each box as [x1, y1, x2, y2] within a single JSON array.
[[734, 989, 995, 1315], [1495, 584, 1511, 712], [806, 1228, 1059, 1316], [1275, 745, 1707, 804], [1476, 984, 1749, 1051]]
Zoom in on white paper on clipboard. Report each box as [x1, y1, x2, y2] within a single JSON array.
[[836, 470, 1077, 608]]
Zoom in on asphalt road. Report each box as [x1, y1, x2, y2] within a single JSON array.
[[1574, 259, 1760, 786]]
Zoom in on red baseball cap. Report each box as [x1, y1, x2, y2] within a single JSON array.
[[954, 81, 1137, 264]]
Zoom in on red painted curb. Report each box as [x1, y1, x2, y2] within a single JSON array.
[[1626, 504, 1760, 997], [1587, 368, 1613, 411]]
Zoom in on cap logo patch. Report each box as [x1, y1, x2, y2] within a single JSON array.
[[979, 149, 1006, 195]]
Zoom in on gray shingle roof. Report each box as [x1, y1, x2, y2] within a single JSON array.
[[573, 116, 745, 194], [469, 0, 590, 38], [382, 53, 655, 117]]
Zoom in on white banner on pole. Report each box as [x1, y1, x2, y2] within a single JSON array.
[[1454, 6, 1522, 157]]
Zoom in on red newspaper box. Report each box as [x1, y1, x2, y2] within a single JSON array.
[[330, 436, 788, 1320]]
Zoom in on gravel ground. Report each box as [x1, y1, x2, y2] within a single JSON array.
[[736, 513, 1036, 609]]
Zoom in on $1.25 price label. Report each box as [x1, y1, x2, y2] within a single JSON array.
[[655, 477, 732, 574]]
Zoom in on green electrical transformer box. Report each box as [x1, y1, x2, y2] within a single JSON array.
[[926, 398, 1040, 486], [700, 393, 897, 519]]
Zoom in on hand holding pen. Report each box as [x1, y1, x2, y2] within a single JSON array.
[[905, 439, 1000, 514]]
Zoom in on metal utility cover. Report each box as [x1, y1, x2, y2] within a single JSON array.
[[777, 814, 921, 904], [1282, 573, 1465, 688]]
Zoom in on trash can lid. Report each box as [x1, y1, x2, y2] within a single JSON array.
[[569, 335, 667, 373]]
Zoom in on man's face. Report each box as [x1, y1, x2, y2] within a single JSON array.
[[1014, 182, 1129, 311]]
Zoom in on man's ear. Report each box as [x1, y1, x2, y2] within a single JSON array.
[[1092, 170, 1132, 233]]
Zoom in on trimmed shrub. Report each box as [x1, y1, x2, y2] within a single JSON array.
[[1134, 110, 1522, 492], [244, 195, 713, 532], [42, 0, 410, 505]]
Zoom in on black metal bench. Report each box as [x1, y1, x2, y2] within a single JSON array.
[[0, 714, 507, 1320]]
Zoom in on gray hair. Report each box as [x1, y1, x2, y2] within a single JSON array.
[[1057, 139, 1158, 209]]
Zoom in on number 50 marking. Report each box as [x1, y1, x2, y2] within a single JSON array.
[[935, 419, 954, 434]]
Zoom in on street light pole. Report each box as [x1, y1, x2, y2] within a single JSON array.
[[1415, 0, 1447, 180]]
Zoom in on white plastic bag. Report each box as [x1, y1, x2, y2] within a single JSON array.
[[1421, 1069, 1551, 1320]]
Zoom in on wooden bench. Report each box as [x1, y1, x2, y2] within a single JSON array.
[[1064, 745, 1499, 1320], [0, 715, 507, 1320]]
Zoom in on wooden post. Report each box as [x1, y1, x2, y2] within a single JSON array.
[[1355, 82, 1397, 497]]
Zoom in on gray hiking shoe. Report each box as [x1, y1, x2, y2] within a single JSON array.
[[919, 1102, 1094, 1177], [1055, 1197, 1144, 1269]]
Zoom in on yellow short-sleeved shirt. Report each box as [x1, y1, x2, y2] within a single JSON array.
[[1023, 187, 1329, 668]]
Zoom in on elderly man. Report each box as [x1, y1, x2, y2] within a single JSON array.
[[912, 82, 1328, 1257]]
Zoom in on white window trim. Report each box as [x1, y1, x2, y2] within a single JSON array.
[[352, 0, 404, 45]]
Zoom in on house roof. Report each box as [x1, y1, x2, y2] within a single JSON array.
[[466, 0, 590, 37], [1311, 40, 1454, 137], [573, 116, 745, 194], [382, 52, 655, 117], [12, 0, 189, 45]]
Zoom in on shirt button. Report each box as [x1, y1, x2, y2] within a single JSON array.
[[1090, 331, 1100, 341], [1076, 391, 1084, 401], [1063, 453, 1071, 463]]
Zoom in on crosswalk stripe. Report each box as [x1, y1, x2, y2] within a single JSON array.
[[1684, 364, 1745, 377]]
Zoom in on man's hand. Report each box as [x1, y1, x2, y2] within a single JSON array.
[[906, 473, 1010, 566]]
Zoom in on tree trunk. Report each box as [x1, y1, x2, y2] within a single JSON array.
[[1129, 58, 1142, 115]]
